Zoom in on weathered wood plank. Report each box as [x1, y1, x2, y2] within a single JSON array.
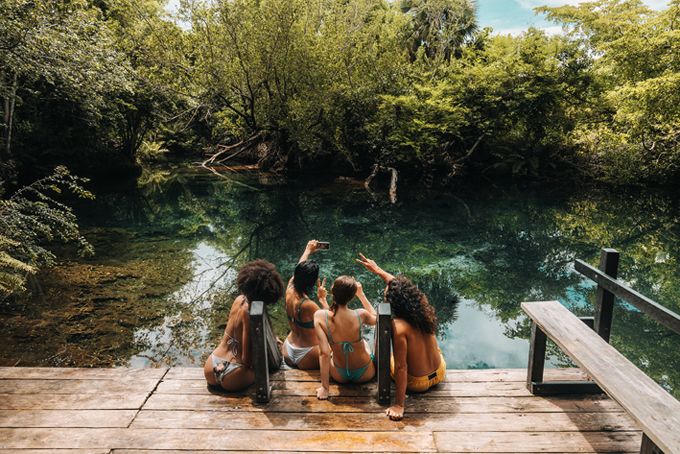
[[434, 430, 642, 453], [0, 379, 160, 395], [522, 301, 680, 454], [0, 367, 167, 381], [0, 450, 111, 453], [0, 428, 436, 452], [0, 410, 136, 428], [156, 379, 539, 397], [143, 393, 622, 413], [164, 367, 586, 382], [0, 367, 167, 380], [131, 409, 637, 432], [0, 393, 150, 410]]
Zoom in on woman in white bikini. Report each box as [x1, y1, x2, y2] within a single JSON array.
[[203, 259, 285, 391], [282, 240, 329, 369]]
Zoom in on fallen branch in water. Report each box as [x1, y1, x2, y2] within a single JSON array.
[[364, 163, 398, 204]]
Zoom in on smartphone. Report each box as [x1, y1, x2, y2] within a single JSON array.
[[317, 242, 330, 250]]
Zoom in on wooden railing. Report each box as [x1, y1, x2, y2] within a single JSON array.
[[249, 301, 282, 403], [377, 302, 392, 404], [575, 249, 680, 337]]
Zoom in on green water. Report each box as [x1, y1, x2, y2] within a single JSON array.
[[2, 163, 679, 397]]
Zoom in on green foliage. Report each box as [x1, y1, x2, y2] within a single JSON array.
[[541, 0, 680, 184], [0, 167, 93, 299]]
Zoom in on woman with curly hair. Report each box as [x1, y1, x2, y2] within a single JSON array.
[[203, 259, 285, 391], [282, 240, 329, 369], [356, 253, 446, 421]]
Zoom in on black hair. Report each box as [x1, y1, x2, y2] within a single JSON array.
[[293, 259, 319, 295], [385, 275, 437, 334], [236, 259, 285, 305]]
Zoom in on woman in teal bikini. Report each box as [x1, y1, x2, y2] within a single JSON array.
[[314, 276, 377, 400]]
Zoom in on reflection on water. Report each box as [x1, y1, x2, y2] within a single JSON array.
[[1, 164, 679, 397]]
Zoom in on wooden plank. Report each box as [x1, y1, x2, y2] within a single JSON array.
[[0, 379, 160, 395], [377, 302, 392, 404], [131, 409, 638, 432], [250, 300, 271, 403], [575, 259, 680, 335], [0, 428, 436, 452], [0, 393, 150, 410], [0, 367, 167, 380], [164, 367, 587, 382], [522, 301, 680, 454], [0, 410, 136, 428], [527, 321, 547, 385], [593, 248, 620, 342], [156, 378, 540, 397], [0, 450, 111, 453], [434, 431, 642, 453], [143, 393, 622, 413]]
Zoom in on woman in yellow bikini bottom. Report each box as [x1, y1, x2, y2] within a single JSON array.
[[390, 350, 446, 392]]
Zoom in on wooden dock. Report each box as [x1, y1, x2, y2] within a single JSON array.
[[0, 367, 642, 453]]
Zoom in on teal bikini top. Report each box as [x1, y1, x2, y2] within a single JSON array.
[[289, 298, 315, 329], [325, 309, 363, 355]]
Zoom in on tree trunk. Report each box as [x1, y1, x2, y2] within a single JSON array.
[[2, 71, 18, 162]]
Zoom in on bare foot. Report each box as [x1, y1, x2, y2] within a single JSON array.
[[386, 404, 404, 421], [316, 386, 329, 400]]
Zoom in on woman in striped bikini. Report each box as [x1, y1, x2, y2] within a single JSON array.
[[203, 259, 285, 391]]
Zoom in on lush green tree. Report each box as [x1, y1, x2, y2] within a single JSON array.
[[541, 0, 680, 184]]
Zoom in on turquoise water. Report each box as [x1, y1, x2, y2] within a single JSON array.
[[2, 163, 679, 396]]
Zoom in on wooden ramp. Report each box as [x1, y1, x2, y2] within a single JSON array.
[[0, 367, 641, 453]]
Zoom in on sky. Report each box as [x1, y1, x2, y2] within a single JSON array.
[[477, 0, 670, 35], [165, 0, 670, 35]]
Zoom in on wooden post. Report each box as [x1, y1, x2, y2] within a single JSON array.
[[249, 301, 271, 403], [527, 321, 546, 392], [264, 314, 281, 372], [640, 433, 664, 454], [594, 248, 619, 343], [377, 302, 392, 405]]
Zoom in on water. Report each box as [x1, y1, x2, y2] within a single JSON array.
[[2, 163, 679, 397]]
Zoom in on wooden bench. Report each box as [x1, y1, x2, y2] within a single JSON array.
[[522, 300, 680, 454]]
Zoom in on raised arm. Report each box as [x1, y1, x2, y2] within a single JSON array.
[[298, 240, 320, 264], [355, 253, 395, 284], [355, 281, 376, 326], [387, 324, 408, 421], [314, 310, 332, 400]]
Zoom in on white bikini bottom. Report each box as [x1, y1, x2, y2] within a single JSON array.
[[283, 339, 314, 367]]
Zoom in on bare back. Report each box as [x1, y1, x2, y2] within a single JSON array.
[[393, 318, 441, 376], [285, 286, 320, 347]]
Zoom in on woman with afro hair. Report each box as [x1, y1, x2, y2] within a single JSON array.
[[203, 259, 285, 391], [356, 253, 446, 421]]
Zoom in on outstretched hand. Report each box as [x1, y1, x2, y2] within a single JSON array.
[[306, 240, 320, 254], [355, 253, 382, 275]]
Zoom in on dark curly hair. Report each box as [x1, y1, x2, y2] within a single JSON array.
[[293, 259, 319, 295], [236, 259, 285, 305], [385, 275, 437, 334]]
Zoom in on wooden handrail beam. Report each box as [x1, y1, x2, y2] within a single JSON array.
[[377, 302, 392, 405], [575, 259, 680, 335]]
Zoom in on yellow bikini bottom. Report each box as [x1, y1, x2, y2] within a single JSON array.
[[390, 350, 446, 393]]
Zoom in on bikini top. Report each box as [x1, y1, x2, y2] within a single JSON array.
[[289, 298, 315, 329], [325, 309, 363, 355]]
